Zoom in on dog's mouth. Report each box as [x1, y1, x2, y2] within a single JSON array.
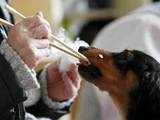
[[78, 46, 102, 81], [78, 64, 102, 80]]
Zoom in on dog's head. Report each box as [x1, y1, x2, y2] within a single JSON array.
[[78, 46, 160, 96], [79, 47, 135, 94], [78, 46, 160, 118]]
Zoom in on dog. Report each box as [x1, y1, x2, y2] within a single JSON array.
[[78, 47, 160, 120]]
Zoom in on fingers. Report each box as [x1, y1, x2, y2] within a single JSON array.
[[61, 80, 77, 100], [62, 73, 79, 97], [46, 61, 82, 101], [67, 63, 81, 88], [7, 12, 51, 69], [47, 69, 77, 100], [30, 39, 49, 49], [22, 12, 48, 28], [48, 62, 81, 88], [28, 24, 51, 39], [47, 62, 60, 85], [18, 46, 37, 68], [16, 12, 51, 39], [17, 16, 41, 30], [34, 48, 51, 61]]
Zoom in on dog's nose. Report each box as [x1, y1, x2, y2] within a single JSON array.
[[78, 46, 89, 53]]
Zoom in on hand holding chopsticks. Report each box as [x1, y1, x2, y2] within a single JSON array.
[[1, 4, 88, 62]]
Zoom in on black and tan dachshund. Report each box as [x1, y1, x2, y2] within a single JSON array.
[[78, 47, 160, 120]]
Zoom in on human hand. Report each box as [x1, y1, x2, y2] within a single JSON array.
[[7, 12, 51, 68], [47, 61, 81, 101]]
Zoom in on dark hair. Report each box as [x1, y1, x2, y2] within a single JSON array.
[[113, 50, 160, 75], [114, 50, 160, 120]]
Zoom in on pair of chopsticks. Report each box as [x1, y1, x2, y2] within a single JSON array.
[[0, 4, 88, 62]]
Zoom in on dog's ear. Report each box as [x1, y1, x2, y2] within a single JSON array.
[[113, 50, 135, 74]]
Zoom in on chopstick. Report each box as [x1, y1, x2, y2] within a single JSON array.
[[50, 34, 88, 61], [0, 18, 86, 61], [5, 4, 88, 62], [6, 4, 26, 19], [0, 18, 14, 26]]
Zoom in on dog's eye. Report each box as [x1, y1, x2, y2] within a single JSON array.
[[98, 54, 104, 59]]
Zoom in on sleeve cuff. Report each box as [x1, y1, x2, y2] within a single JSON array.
[[39, 66, 77, 111], [0, 39, 40, 90]]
